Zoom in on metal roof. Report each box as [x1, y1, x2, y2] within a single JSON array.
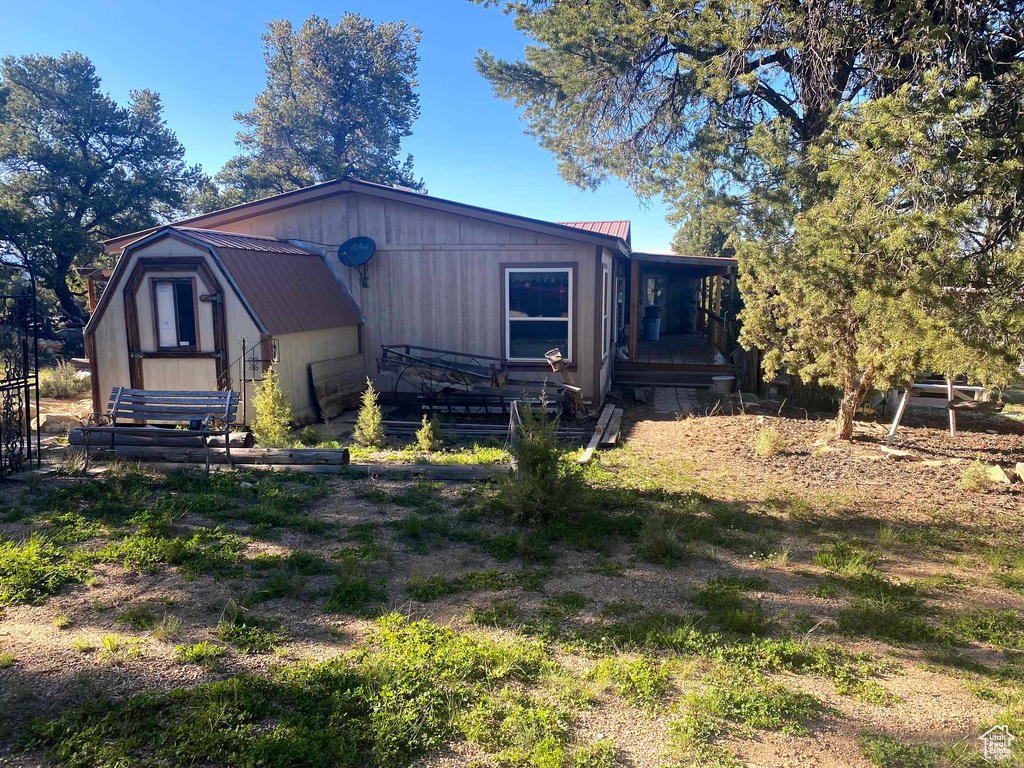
[[557, 220, 632, 244], [174, 227, 317, 255], [630, 251, 738, 270], [215, 245, 364, 335]]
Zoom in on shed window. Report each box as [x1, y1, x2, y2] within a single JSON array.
[[506, 268, 571, 361], [154, 279, 197, 349]]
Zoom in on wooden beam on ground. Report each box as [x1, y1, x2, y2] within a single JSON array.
[[346, 463, 510, 481], [69, 445, 350, 465], [577, 404, 616, 464], [599, 408, 624, 447], [948, 400, 1004, 413], [68, 429, 253, 448]]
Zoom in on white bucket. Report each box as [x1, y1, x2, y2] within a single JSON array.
[[712, 375, 735, 395]]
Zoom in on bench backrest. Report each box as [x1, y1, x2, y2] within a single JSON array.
[[107, 387, 239, 426]]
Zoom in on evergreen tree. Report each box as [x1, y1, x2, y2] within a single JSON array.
[[201, 13, 423, 210], [0, 53, 195, 322], [252, 363, 292, 447], [354, 379, 386, 449], [476, 1, 1024, 437]]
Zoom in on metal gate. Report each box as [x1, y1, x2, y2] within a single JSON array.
[[0, 289, 40, 479]]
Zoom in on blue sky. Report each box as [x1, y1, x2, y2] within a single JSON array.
[[2, 0, 677, 251]]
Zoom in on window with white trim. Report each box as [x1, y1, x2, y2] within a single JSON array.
[[153, 279, 197, 349], [602, 266, 610, 360], [505, 267, 572, 361]]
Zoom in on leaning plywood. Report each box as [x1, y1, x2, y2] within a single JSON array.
[[311, 353, 365, 419]]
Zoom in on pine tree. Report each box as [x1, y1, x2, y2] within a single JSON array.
[[354, 379, 385, 448], [251, 363, 291, 447], [415, 413, 442, 453]]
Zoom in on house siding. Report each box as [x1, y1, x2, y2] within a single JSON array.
[[273, 326, 361, 421], [212, 192, 604, 399]]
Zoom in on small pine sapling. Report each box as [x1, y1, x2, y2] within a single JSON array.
[[415, 414, 442, 453], [354, 379, 386, 448], [251, 362, 291, 447]]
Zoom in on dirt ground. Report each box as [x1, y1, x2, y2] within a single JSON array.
[[0, 395, 1021, 767]]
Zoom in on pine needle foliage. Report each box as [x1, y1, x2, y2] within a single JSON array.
[[495, 391, 580, 525], [415, 414, 442, 453], [251, 363, 291, 447], [354, 379, 386, 448]]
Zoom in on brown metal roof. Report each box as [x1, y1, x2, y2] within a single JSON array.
[[174, 227, 315, 255], [557, 220, 632, 244], [211, 244, 364, 335]]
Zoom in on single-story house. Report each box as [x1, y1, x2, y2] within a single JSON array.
[[88, 177, 740, 423]]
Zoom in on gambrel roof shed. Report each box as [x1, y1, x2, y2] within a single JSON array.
[[86, 225, 364, 337]]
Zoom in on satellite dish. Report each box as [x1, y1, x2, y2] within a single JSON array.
[[337, 236, 375, 287]]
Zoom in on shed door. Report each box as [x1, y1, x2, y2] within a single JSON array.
[[124, 259, 226, 392]]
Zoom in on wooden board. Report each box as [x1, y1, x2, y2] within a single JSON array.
[[310, 353, 365, 420], [577, 404, 616, 464], [72, 445, 351, 466], [599, 408, 624, 447]]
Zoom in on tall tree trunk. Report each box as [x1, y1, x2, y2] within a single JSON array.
[[48, 273, 86, 325], [834, 363, 877, 440]]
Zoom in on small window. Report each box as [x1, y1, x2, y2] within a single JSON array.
[[505, 268, 572, 361], [153, 279, 197, 349]]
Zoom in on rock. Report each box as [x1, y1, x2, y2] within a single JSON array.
[[1016, 463, 1024, 483], [239, 481, 254, 490], [985, 465, 1014, 484], [37, 413, 81, 434], [879, 446, 921, 462]]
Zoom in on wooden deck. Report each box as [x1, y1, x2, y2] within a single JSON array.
[[635, 334, 715, 366]]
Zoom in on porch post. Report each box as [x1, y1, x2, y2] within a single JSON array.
[[628, 259, 640, 362]]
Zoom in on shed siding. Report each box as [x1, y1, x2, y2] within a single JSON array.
[[273, 326, 361, 420], [211, 192, 603, 398], [90, 237, 263, 418]]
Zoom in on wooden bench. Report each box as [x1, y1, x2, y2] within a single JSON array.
[[81, 387, 240, 472]]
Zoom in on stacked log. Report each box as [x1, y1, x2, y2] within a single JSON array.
[[68, 429, 254, 448]]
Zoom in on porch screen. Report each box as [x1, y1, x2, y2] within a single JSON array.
[[505, 268, 571, 361]]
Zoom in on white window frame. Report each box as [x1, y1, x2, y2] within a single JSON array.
[[602, 266, 611, 361], [505, 267, 573, 362]]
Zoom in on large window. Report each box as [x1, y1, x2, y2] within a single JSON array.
[[505, 268, 572, 361], [153, 279, 198, 349]]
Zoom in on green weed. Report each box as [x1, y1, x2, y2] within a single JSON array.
[[0, 534, 89, 605], [173, 641, 228, 669], [590, 655, 670, 709], [217, 614, 285, 654], [813, 538, 880, 576], [858, 732, 988, 767], [692, 577, 774, 635], [466, 599, 520, 628], [959, 460, 993, 492], [753, 427, 787, 457]]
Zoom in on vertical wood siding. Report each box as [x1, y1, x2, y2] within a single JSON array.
[[213, 193, 603, 398]]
